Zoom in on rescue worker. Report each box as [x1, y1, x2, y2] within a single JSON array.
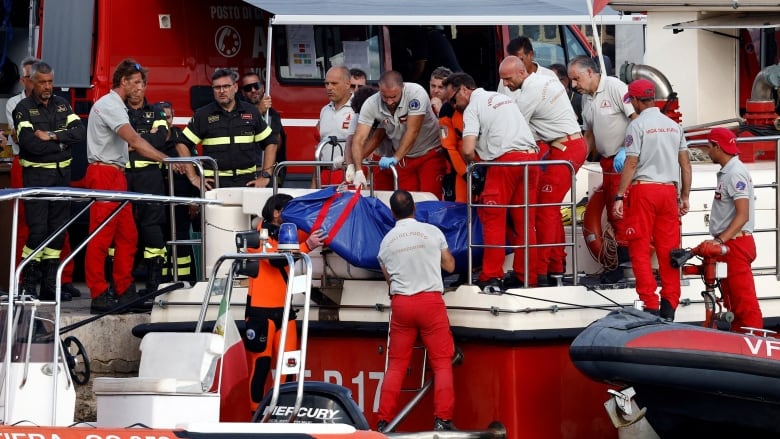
[[702, 128, 763, 331], [498, 55, 587, 286], [613, 79, 691, 321], [497, 37, 556, 99], [446, 72, 540, 289], [343, 86, 387, 186], [349, 68, 367, 91], [314, 66, 353, 187], [439, 78, 468, 203], [82, 59, 172, 314], [429, 66, 452, 116], [568, 55, 636, 283], [158, 101, 197, 283], [6, 57, 38, 267], [240, 72, 287, 187], [178, 69, 278, 190], [244, 194, 324, 414], [376, 190, 456, 432], [126, 79, 169, 295], [352, 70, 446, 198], [13, 61, 86, 301]]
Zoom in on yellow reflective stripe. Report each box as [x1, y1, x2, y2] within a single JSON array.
[[177, 266, 191, 275], [254, 126, 272, 143], [152, 119, 167, 130], [177, 256, 191, 264], [20, 158, 72, 168], [17, 120, 34, 131], [182, 127, 201, 145], [108, 247, 115, 257], [66, 114, 80, 124], [144, 247, 167, 259], [234, 135, 255, 144], [125, 160, 161, 169], [203, 166, 256, 177], [42, 247, 62, 260], [201, 136, 230, 146], [21, 246, 42, 261]]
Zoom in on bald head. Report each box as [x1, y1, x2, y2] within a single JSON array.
[[498, 55, 529, 92], [324, 65, 352, 106]]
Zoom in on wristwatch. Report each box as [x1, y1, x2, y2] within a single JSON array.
[[614, 195, 624, 201], [47, 131, 55, 141], [259, 170, 272, 178]]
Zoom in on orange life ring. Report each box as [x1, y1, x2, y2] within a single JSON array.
[[582, 185, 609, 265]]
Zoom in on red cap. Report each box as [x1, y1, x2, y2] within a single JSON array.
[[623, 79, 656, 102], [708, 127, 739, 155]]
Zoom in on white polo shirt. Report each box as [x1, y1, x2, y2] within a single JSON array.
[[87, 90, 131, 166], [497, 62, 556, 100], [5, 91, 25, 155], [462, 88, 537, 161], [513, 72, 580, 143], [581, 75, 634, 157], [710, 157, 755, 236], [358, 82, 440, 158], [378, 218, 448, 295], [319, 99, 353, 161]]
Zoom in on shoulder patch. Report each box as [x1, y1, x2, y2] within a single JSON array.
[[409, 99, 421, 111], [735, 181, 746, 191], [56, 104, 67, 113], [624, 134, 633, 147], [207, 115, 220, 124]]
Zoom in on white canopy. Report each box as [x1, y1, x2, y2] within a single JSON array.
[[241, 0, 644, 25]]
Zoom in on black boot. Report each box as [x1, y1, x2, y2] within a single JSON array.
[[19, 260, 42, 297], [145, 256, 165, 293], [39, 260, 72, 302]]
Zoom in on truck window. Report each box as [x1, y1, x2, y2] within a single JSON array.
[[274, 25, 383, 82]]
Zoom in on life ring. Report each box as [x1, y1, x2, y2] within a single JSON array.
[[582, 185, 609, 265]]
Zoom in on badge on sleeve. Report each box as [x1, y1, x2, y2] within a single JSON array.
[[735, 181, 746, 191], [624, 134, 633, 147], [409, 99, 421, 111]]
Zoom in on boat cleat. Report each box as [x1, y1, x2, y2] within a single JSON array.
[[604, 387, 647, 428]]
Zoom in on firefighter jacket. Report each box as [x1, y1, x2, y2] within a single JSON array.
[[13, 95, 85, 164], [180, 100, 278, 174], [127, 100, 168, 166]]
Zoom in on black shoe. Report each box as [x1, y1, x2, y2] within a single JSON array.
[[433, 417, 457, 431], [503, 272, 524, 289], [475, 278, 503, 293], [660, 298, 676, 321], [376, 420, 388, 433], [145, 256, 165, 293], [118, 284, 152, 313], [600, 267, 625, 284], [61, 283, 82, 298], [20, 260, 42, 297], [39, 260, 72, 302], [537, 274, 551, 287], [90, 289, 118, 314]]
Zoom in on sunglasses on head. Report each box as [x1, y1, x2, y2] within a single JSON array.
[[133, 63, 143, 72], [242, 82, 262, 92]]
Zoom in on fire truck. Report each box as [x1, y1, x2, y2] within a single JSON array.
[[0, 0, 636, 184]]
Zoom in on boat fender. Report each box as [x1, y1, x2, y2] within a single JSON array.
[[582, 185, 609, 265]]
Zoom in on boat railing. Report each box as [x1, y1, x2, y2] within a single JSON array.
[[465, 159, 578, 287], [164, 156, 218, 282], [194, 250, 313, 423], [0, 187, 219, 425], [681, 135, 780, 280]]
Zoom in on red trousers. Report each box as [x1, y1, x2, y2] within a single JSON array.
[[371, 148, 447, 198], [378, 292, 454, 422], [717, 235, 763, 331], [535, 138, 586, 275], [600, 156, 627, 245], [12, 156, 75, 283], [624, 184, 681, 310], [83, 163, 137, 298], [478, 151, 540, 284]]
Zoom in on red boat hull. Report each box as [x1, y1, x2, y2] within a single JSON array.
[[305, 328, 616, 438]]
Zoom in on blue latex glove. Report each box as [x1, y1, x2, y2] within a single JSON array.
[[378, 156, 398, 170], [613, 147, 626, 173]]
